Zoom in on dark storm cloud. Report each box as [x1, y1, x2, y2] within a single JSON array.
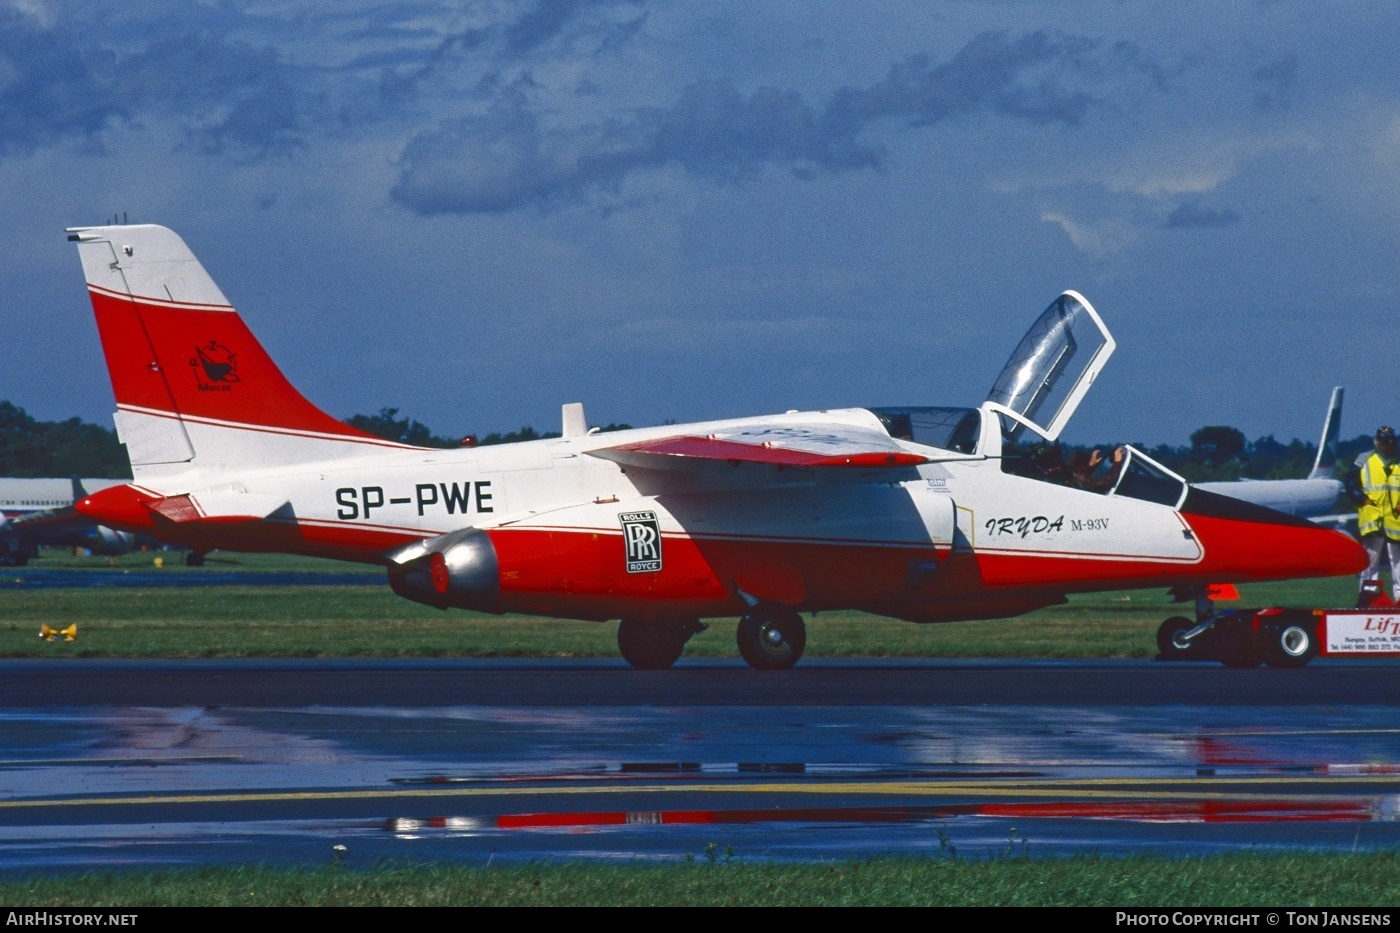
[[361, 0, 644, 119], [1251, 54, 1298, 111], [824, 31, 1102, 131], [0, 2, 650, 166], [1164, 201, 1241, 229], [0, 10, 319, 159], [0, 11, 126, 155], [504, 0, 598, 55], [391, 30, 1148, 216], [116, 32, 316, 157]]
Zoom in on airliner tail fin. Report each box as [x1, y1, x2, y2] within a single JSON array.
[[1308, 386, 1343, 480]]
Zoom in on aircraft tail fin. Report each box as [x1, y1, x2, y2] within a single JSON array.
[[1308, 386, 1343, 480], [67, 224, 399, 480]]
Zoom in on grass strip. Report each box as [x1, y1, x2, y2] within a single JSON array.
[[0, 575, 1358, 659], [0, 853, 1396, 906]]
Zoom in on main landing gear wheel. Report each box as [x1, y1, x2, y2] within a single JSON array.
[[617, 617, 703, 670], [1156, 616, 1206, 660], [1263, 622, 1318, 669], [737, 607, 806, 671]]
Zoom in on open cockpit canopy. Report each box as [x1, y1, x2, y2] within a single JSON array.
[[986, 291, 1114, 442]]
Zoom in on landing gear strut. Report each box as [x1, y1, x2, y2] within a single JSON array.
[[1156, 616, 1209, 660], [617, 617, 705, 670], [1157, 587, 1219, 660], [736, 606, 806, 670]]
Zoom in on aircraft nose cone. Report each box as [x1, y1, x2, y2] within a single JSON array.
[[1181, 488, 1367, 582], [1301, 525, 1369, 577]]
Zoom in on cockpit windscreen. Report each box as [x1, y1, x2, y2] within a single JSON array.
[[868, 407, 980, 453]]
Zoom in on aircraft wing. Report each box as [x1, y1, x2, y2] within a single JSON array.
[[4, 506, 134, 556], [1307, 513, 1358, 532], [8, 506, 94, 540], [588, 423, 933, 470]]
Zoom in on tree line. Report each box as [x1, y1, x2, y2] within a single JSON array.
[[343, 408, 634, 448], [1090, 425, 1373, 484], [0, 402, 131, 478], [0, 403, 632, 477], [0, 400, 1373, 482]]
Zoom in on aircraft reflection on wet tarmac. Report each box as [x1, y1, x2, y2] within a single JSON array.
[[2, 701, 1400, 872]]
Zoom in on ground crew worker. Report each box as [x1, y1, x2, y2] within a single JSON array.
[[1356, 425, 1400, 604]]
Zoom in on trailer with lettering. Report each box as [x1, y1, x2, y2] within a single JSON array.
[[1199, 606, 1400, 668]]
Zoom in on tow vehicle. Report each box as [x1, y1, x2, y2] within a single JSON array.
[[1157, 586, 1399, 668]]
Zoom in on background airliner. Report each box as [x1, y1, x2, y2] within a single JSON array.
[[0, 476, 132, 565], [1196, 387, 1351, 526]]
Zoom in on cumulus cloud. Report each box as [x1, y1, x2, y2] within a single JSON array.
[[1041, 211, 1138, 255], [392, 30, 1152, 216]]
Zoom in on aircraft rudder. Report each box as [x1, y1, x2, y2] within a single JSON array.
[[68, 223, 381, 472]]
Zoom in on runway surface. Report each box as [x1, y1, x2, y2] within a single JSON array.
[[1, 657, 1398, 707], [1, 659, 1398, 872]]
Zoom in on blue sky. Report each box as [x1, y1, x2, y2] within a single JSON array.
[[2, 1, 1395, 448]]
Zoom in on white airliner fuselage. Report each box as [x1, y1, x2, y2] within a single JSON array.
[[0, 477, 131, 564], [1197, 387, 1349, 523]]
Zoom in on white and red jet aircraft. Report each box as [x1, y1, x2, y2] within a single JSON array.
[[66, 224, 1365, 669]]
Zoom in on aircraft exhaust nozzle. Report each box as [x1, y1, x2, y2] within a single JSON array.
[[387, 528, 500, 612], [86, 526, 135, 557]]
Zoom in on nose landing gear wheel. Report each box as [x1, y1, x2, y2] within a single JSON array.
[[737, 607, 806, 670], [1156, 616, 1205, 660]]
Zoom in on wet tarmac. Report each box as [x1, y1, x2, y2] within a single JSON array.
[[1, 661, 1398, 872]]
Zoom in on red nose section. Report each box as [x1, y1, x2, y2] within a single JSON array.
[[1182, 489, 1367, 582]]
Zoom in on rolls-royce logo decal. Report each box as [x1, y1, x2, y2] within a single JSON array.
[[191, 341, 240, 390], [620, 510, 662, 573]]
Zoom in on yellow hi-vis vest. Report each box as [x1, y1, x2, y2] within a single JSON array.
[[1358, 451, 1400, 539]]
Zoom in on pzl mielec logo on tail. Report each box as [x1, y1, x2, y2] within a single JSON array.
[[620, 511, 662, 573], [191, 341, 239, 390]]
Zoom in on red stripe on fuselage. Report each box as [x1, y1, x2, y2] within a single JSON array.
[[487, 526, 942, 618], [603, 434, 927, 467], [72, 487, 1370, 618], [117, 404, 419, 450]]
